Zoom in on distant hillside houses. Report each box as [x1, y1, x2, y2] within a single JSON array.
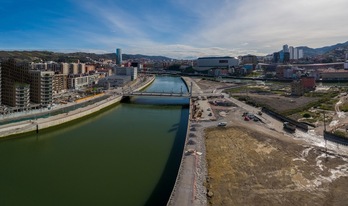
[[273, 63, 346, 80]]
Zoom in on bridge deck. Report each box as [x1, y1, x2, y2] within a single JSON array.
[[122, 92, 222, 98]]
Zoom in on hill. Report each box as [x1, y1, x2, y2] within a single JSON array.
[[0, 51, 173, 63], [297, 41, 348, 58]]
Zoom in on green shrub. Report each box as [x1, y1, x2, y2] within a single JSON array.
[[333, 130, 347, 138], [340, 103, 348, 112], [303, 113, 311, 118]]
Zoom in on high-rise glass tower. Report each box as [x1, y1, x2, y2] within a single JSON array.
[[116, 48, 122, 65]]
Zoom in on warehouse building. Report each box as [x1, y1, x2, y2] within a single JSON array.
[[196, 56, 239, 72]]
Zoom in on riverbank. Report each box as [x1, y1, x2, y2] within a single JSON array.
[[0, 75, 156, 139], [168, 77, 214, 206]]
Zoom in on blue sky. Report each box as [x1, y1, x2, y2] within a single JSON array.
[[1, 0, 347, 59]]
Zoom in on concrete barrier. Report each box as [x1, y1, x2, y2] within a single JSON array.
[[0, 96, 122, 138], [324, 131, 348, 146], [167, 98, 192, 206], [261, 107, 309, 131]]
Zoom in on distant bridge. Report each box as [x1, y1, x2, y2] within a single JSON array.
[[122, 91, 222, 98]]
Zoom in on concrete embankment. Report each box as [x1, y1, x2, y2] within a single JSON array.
[[0, 95, 122, 138], [167, 76, 208, 206], [167, 98, 193, 206], [134, 75, 155, 92]]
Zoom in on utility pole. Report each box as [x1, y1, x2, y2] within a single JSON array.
[[323, 111, 328, 159], [323, 111, 326, 132], [190, 82, 193, 97]]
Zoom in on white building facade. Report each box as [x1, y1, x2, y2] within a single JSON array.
[[113, 67, 137, 80], [196, 57, 239, 71]]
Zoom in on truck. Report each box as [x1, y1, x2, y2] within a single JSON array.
[[283, 122, 296, 132]]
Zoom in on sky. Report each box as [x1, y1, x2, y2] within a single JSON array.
[[1, 0, 347, 59]]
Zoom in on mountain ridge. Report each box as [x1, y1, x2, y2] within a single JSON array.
[[297, 41, 348, 57], [0, 51, 173, 63], [1, 41, 347, 62]]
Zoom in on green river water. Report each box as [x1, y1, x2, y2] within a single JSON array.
[[0, 76, 189, 206]]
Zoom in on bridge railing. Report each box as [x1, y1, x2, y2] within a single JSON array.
[[123, 91, 190, 97]]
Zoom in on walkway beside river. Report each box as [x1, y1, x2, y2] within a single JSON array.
[[168, 77, 213, 206]]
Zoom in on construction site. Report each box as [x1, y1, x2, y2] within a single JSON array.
[[191, 78, 348, 206]]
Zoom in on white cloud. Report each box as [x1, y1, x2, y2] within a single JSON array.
[[69, 0, 348, 59], [181, 0, 348, 54]]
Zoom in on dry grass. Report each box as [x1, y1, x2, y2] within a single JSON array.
[[205, 126, 348, 206]]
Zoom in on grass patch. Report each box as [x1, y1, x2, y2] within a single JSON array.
[[227, 86, 249, 93], [340, 102, 348, 112], [333, 130, 347, 138], [281, 91, 339, 116]]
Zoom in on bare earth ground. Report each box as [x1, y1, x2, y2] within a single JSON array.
[[205, 125, 348, 206], [192, 78, 348, 206], [234, 93, 320, 113]]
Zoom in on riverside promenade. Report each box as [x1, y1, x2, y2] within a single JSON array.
[[167, 77, 214, 206], [0, 75, 155, 139]]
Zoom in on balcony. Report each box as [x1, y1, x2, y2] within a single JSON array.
[[42, 86, 53, 89]]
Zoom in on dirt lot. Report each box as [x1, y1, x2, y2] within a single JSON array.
[[195, 78, 322, 113], [191, 78, 348, 206], [205, 125, 348, 206], [233, 93, 320, 113]]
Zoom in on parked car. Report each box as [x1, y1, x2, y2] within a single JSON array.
[[218, 122, 227, 127]]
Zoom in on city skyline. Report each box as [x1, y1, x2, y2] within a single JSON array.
[[1, 0, 347, 59]]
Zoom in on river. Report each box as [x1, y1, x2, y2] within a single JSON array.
[[0, 76, 189, 206]]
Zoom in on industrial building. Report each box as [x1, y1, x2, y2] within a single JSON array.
[[98, 75, 131, 89], [291, 76, 316, 96], [98, 66, 137, 89], [114, 67, 137, 80], [319, 69, 348, 80], [196, 57, 239, 71], [241, 54, 258, 65]]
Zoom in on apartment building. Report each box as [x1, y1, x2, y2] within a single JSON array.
[[68, 74, 99, 90], [60, 63, 70, 75], [78, 63, 86, 74], [1, 59, 31, 109], [1, 59, 54, 109], [29, 70, 54, 106], [53, 74, 68, 94], [0, 64, 1, 105], [70, 63, 79, 74]]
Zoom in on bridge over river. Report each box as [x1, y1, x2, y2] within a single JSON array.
[[122, 91, 222, 98]]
